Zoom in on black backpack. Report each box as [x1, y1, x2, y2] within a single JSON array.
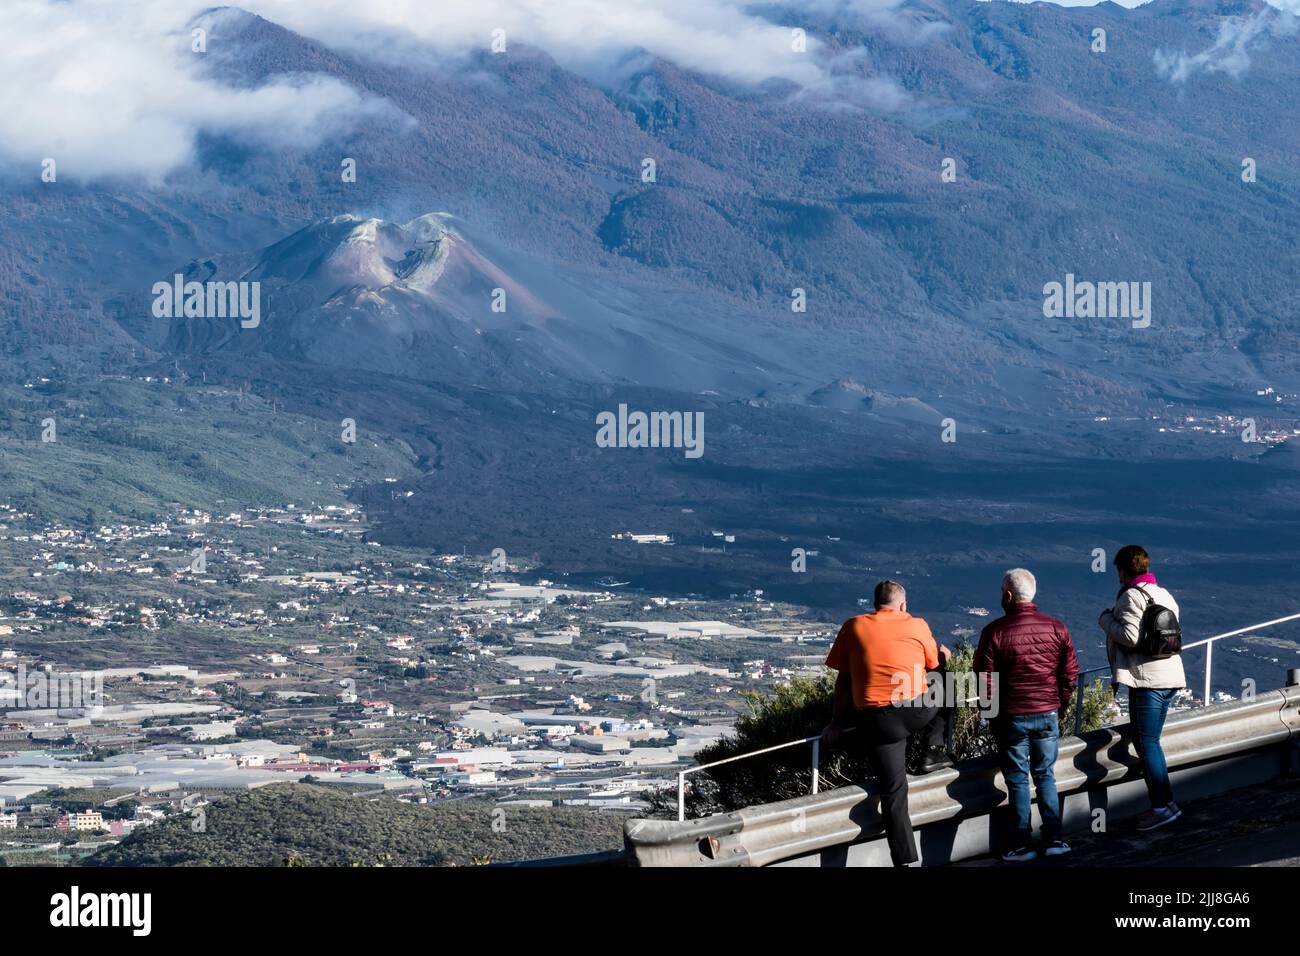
[[1127, 584, 1182, 659]]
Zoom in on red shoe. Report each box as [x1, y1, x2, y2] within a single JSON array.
[[1137, 803, 1182, 832]]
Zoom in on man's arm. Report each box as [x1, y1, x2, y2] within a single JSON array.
[[822, 623, 854, 744], [1058, 625, 1081, 713], [831, 668, 853, 723], [821, 669, 854, 745], [917, 621, 946, 670], [973, 626, 996, 706]]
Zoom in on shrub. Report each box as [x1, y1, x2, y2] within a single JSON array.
[[657, 644, 1111, 819]]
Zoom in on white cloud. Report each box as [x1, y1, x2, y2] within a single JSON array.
[[0, 0, 934, 181], [239, 0, 927, 114], [1154, 5, 1299, 83], [0, 1, 391, 182], [243, 0, 827, 85]]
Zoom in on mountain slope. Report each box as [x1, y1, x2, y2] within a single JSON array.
[[5, 0, 1300, 413]]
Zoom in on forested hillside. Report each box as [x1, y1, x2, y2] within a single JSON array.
[[87, 784, 626, 866]]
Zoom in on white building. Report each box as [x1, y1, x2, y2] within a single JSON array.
[[432, 748, 512, 768], [570, 736, 629, 754], [446, 770, 496, 786]]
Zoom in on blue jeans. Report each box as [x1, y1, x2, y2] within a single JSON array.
[[1129, 687, 1177, 808], [996, 711, 1062, 844]]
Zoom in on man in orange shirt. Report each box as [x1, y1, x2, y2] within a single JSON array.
[[821, 579, 952, 866]]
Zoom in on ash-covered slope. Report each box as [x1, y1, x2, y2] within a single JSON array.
[[131, 211, 837, 393], [147, 213, 570, 387], [5, 0, 1300, 418]]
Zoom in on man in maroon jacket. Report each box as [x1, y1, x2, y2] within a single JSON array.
[[974, 568, 1080, 862]]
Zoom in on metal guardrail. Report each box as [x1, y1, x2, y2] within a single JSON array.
[[633, 682, 1300, 866], [673, 612, 1300, 821]]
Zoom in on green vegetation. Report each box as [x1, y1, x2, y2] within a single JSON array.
[[85, 784, 626, 866], [0, 377, 416, 523], [665, 646, 1111, 818], [32, 787, 139, 820]]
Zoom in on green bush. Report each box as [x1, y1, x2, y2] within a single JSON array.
[[85, 784, 626, 866], [659, 644, 1111, 819]]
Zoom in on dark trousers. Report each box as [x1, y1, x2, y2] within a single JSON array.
[[850, 693, 949, 866]]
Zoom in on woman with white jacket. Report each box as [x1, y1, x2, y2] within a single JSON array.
[[1099, 544, 1185, 832]]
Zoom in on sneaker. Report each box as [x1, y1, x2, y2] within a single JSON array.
[[1137, 803, 1183, 832], [1044, 840, 1072, 857], [918, 747, 954, 774], [1001, 845, 1038, 863]]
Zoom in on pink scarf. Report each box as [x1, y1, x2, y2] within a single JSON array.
[[1118, 572, 1157, 598]]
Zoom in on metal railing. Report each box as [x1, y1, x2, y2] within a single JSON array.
[[673, 611, 1300, 821], [1183, 612, 1300, 704], [1069, 664, 1110, 736], [637, 679, 1300, 866], [676, 734, 828, 822]]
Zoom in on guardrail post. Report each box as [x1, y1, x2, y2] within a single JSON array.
[[810, 738, 820, 795], [1204, 642, 1213, 706], [1073, 681, 1085, 736], [1288, 670, 1300, 776], [676, 772, 685, 823]]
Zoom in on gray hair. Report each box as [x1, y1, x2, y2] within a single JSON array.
[[1002, 568, 1037, 603]]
